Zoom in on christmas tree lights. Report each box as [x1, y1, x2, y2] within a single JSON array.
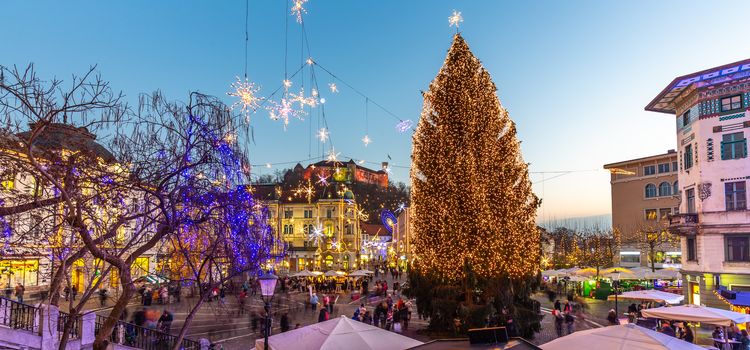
[[410, 33, 540, 283]]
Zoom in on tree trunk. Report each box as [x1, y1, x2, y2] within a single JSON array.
[[93, 269, 134, 350], [172, 293, 207, 350]]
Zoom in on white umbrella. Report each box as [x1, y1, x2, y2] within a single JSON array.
[[641, 304, 750, 326], [324, 270, 341, 277], [541, 269, 558, 277], [645, 269, 682, 280], [255, 315, 424, 350], [349, 270, 369, 277], [607, 290, 684, 305], [540, 324, 704, 350], [359, 269, 374, 274], [292, 270, 316, 278]]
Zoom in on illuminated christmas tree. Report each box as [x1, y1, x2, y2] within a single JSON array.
[[408, 34, 541, 335]]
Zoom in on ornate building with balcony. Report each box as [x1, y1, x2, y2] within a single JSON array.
[[646, 59, 750, 309]]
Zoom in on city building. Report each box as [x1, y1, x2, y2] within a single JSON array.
[[252, 181, 362, 272], [604, 151, 681, 269], [0, 123, 157, 295], [646, 59, 750, 309], [394, 207, 412, 269], [298, 159, 389, 188]]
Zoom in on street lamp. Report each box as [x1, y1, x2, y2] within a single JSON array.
[[258, 272, 278, 350], [612, 269, 621, 322]]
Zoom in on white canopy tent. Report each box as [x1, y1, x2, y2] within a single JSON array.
[[254, 315, 424, 350], [641, 304, 750, 326], [291, 270, 317, 278], [349, 270, 369, 277], [607, 290, 684, 305], [540, 324, 705, 350]]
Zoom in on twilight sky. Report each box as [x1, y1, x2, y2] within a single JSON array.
[[4, 1, 750, 221]]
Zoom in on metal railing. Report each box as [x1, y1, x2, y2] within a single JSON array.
[[95, 315, 200, 350], [0, 297, 38, 333], [58, 310, 81, 339], [668, 213, 698, 225]]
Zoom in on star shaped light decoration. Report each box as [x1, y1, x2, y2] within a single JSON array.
[[290, 88, 318, 109], [316, 173, 329, 186], [448, 10, 463, 28], [396, 202, 406, 213], [228, 76, 262, 123], [395, 119, 414, 133], [317, 128, 329, 142], [294, 180, 316, 203], [308, 224, 324, 246], [326, 147, 340, 164], [291, 0, 308, 23], [267, 98, 305, 129], [330, 240, 340, 250], [283, 79, 293, 90], [329, 83, 338, 93], [361, 134, 372, 147]]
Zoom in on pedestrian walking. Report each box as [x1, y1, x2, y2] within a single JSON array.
[[98, 288, 108, 307], [310, 293, 319, 312], [15, 284, 25, 303], [158, 310, 173, 333], [553, 299, 561, 312], [318, 306, 329, 322], [607, 309, 618, 325], [280, 313, 290, 332], [552, 309, 563, 337], [564, 311, 575, 334]]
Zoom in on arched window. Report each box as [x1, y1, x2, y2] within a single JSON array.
[[645, 184, 657, 198], [673, 181, 678, 195], [659, 182, 672, 196]]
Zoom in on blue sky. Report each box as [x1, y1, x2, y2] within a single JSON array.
[[4, 1, 750, 220]]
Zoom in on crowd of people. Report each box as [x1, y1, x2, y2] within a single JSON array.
[[349, 295, 412, 333]]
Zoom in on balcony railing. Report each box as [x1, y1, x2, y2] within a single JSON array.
[[0, 297, 38, 333], [95, 315, 201, 350], [668, 213, 698, 226], [58, 310, 81, 339]]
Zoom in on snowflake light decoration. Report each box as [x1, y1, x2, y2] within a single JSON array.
[[317, 174, 329, 186], [291, 0, 308, 23], [448, 10, 463, 28], [307, 224, 324, 246], [294, 180, 316, 203], [317, 128, 329, 142], [267, 98, 304, 128], [329, 83, 338, 93], [361, 134, 372, 147], [330, 240, 340, 250], [283, 79, 293, 90], [395, 119, 414, 133], [396, 203, 406, 213], [326, 147, 340, 164], [290, 88, 318, 108], [228, 76, 262, 123]]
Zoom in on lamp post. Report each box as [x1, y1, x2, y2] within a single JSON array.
[[612, 269, 621, 320], [258, 272, 278, 350]]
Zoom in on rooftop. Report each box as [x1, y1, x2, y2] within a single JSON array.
[[603, 150, 676, 171], [645, 58, 750, 114]]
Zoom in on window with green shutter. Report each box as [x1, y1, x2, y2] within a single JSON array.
[[684, 144, 693, 169], [721, 132, 747, 160]]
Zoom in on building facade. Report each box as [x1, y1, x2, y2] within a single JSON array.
[[0, 123, 157, 296], [646, 59, 750, 309], [604, 151, 681, 269]]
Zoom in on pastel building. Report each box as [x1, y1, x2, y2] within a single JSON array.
[[646, 59, 750, 309], [604, 151, 681, 268]]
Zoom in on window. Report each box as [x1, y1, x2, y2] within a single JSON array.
[[673, 181, 679, 196], [687, 237, 696, 261], [684, 144, 693, 170], [658, 163, 670, 174], [726, 236, 750, 262], [283, 224, 294, 234], [620, 252, 640, 264], [682, 110, 691, 127], [672, 161, 678, 172], [645, 184, 657, 198], [326, 208, 333, 219], [721, 132, 747, 160], [284, 210, 293, 219], [686, 188, 696, 213], [721, 94, 743, 112], [673, 207, 679, 214], [304, 209, 313, 218], [659, 208, 672, 220], [644, 165, 656, 176], [645, 209, 658, 220], [658, 182, 672, 196], [725, 181, 747, 211]]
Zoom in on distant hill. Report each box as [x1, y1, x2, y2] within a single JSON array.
[[538, 214, 612, 231]]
